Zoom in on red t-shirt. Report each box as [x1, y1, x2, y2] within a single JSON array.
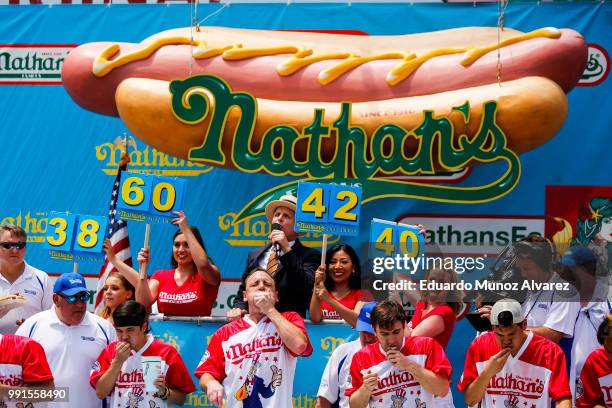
[[345, 336, 451, 407], [151, 269, 219, 316], [0, 334, 53, 386], [409, 301, 456, 349], [320, 289, 368, 320], [458, 331, 571, 407], [194, 312, 313, 408], [576, 347, 612, 407], [90, 336, 196, 408], [0, 334, 53, 408]]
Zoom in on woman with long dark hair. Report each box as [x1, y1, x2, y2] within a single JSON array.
[[103, 210, 220, 316], [309, 244, 368, 327]]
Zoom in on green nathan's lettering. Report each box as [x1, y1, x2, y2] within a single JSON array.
[[170, 74, 521, 206]]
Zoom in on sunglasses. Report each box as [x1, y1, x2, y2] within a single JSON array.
[[0, 242, 26, 250], [59, 293, 90, 304]]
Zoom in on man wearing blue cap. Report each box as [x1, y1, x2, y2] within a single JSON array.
[[316, 301, 378, 408], [560, 246, 611, 402], [16, 272, 116, 407]]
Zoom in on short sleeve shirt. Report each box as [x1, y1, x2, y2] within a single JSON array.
[[320, 290, 364, 320], [151, 269, 219, 316], [458, 331, 571, 407], [0, 262, 53, 334], [576, 347, 612, 407], [194, 312, 313, 408], [409, 301, 456, 349], [0, 334, 53, 408], [345, 336, 452, 407], [317, 339, 361, 408], [90, 336, 196, 408]]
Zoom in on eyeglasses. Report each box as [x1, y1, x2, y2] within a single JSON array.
[[0, 242, 26, 250], [59, 293, 90, 304]]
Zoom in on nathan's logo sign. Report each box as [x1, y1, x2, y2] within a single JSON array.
[[1, 210, 49, 243], [0, 45, 73, 84], [96, 136, 212, 176], [170, 75, 520, 219], [578, 44, 610, 86]]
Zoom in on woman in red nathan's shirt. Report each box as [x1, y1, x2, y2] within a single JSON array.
[[103, 210, 220, 316], [400, 267, 463, 349], [309, 244, 370, 327]]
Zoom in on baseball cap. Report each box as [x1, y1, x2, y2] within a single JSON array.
[[490, 299, 524, 326], [53, 272, 88, 296], [356, 301, 377, 334], [561, 246, 597, 267]]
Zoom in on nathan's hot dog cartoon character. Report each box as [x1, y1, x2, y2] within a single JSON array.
[[234, 353, 283, 408], [62, 26, 587, 175]]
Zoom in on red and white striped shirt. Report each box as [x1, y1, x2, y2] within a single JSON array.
[[576, 347, 612, 407], [458, 331, 571, 408], [194, 312, 312, 408], [345, 336, 451, 407]]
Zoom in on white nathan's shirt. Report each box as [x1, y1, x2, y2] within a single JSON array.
[[521, 273, 580, 337], [570, 282, 610, 399], [458, 331, 571, 408], [16, 308, 116, 408], [90, 335, 196, 408], [317, 339, 361, 408], [195, 312, 312, 408], [345, 336, 452, 408], [576, 347, 612, 407], [0, 262, 53, 334]]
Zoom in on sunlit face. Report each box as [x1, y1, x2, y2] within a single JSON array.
[[244, 271, 278, 311], [103, 276, 133, 311], [271, 207, 297, 241], [493, 321, 527, 355], [375, 320, 405, 352], [515, 256, 545, 282], [53, 292, 88, 326], [115, 324, 147, 350], [359, 331, 378, 347], [173, 234, 193, 266], [328, 250, 354, 285], [601, 217, 612, 243], [0, 231, 26, 267]]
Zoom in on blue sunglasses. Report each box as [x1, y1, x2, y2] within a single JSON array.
[[59, 293, 90, 304]]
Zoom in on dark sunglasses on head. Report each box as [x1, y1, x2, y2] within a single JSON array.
[[0, 242, 26, 250], [59, 293, 90, 304]]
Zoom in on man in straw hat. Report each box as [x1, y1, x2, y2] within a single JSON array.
[[227, 193, 320, 319]]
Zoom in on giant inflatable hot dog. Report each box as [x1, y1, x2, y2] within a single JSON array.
[[62, 26, 587, 173]]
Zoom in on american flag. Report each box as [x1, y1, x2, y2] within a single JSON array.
[[95, 157, 132, 313]]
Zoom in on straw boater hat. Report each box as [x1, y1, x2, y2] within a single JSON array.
[[264, 194, 297, 222]]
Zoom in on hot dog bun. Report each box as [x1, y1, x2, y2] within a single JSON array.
[[115, 75, 567, 169]]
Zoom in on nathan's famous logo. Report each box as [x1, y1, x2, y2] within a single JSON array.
[[1, 211, 49, 243], [578, 44, 610, 86], [96, 136, 212, 176], [488, 373, 545, 395], [219, 206, 339, 248], [171, 75, 520, 219], [0, 45, 73, 84]]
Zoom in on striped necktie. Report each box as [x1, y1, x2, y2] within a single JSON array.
[[266, 246, 280, 276]]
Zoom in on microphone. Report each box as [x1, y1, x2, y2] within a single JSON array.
[[271, 223, 282, 252]]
